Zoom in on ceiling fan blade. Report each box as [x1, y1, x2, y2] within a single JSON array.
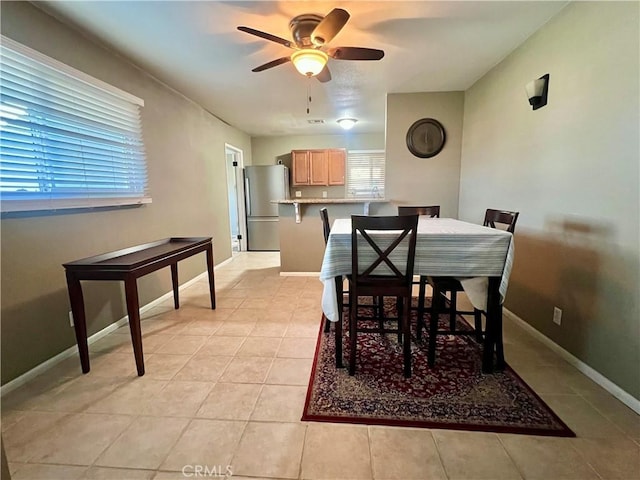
[[327, 47, 385, 61], [316, 65, 332, 83], [237, 26, 293, 49], [311, 8, 350, 46], [251, 57, 291, 72]]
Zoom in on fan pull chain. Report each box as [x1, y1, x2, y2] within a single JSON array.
[[306, 79, 312, 114]]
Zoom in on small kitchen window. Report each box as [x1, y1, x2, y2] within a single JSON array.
[[0, 36, 150, 214], [345, 149, 385, 198]]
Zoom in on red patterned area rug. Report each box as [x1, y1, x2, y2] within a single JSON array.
[[302, 298, 575, 437]]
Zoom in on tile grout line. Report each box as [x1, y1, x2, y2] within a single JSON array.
[[428, 430, 451, 480], [495, 433, 526, 480], [367, 425, 376, 480]]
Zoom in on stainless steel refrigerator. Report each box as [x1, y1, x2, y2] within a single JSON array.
[[244, 165, 290, 251]]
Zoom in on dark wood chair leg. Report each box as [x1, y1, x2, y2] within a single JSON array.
[[474, 308, 483, 343], [397, 297, 403, 344], [323, 314, 331, 333], [417, 277, 426, 342], [482, 277, 501, 373], [335, 276, 344, 368], [402, 297, 411, 378], [496, 305, 505, 370], [449, 291, 457, 332], [349, 297, 357, 376], [335, 311, 343, 369], [428, 286, 441, 367]]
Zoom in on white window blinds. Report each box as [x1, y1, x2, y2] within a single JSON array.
[[345, 150, 385, 198], [0, 36, 150, 213]]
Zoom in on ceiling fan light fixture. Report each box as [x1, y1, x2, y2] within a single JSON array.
[[291, 49, 328, 77], [337, 118, 357, 130]]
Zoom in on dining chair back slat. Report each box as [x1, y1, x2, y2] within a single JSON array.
[[424, 208, 519, 368]]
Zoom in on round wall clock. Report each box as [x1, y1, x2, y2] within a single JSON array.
[[406, 118, 446, 158]]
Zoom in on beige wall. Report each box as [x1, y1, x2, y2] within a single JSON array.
[[279, 202, 389, 273], [459, 2, 639, 399], [385, 92, 465, 217], [0, 2, 251, 384]]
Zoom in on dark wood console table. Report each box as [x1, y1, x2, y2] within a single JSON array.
[[63, 237, 215, 376]]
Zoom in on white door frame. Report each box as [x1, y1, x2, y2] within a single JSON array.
[[224, 143, 247, 252]]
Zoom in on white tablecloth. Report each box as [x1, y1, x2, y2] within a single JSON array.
[[319, 217, 514, 321]]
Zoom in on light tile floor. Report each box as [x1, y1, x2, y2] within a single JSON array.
[[2, 252, 639, 480]]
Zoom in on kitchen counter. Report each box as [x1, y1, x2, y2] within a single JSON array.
[[276, 200, 394, 273], [275, 198, 388, 223], [275, 198, 386, 204]]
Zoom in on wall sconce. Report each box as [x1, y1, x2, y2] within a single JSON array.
[[525, 73, 549, 110], [337, 118, 357, 130]]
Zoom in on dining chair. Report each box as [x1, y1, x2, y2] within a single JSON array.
[[397, 205, 440, 218], [398, 206, 440, 315], [348, 214, 419, 377], [322, 207, 382, 338], [423, 208, 519, 367]]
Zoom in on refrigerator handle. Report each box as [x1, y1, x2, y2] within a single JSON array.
[[245, 177, 251, 217]]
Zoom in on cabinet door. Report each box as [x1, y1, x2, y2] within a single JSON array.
[[327, 149, 345, 185], [292, 150, 310, 185], [309, 150, 328, 185]]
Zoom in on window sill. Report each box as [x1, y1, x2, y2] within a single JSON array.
[[0, 196, 152, 215]]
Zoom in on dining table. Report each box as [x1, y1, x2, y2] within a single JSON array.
[[319, 217, 514, 373]]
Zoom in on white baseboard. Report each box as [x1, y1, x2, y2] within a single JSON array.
[[504, 308, 640, 415], [280, 272, 319, 277], [0, 260, 231, 397]]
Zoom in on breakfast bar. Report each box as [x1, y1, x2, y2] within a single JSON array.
[[275, 199, 391, 273], [276, 198, 387, 223]]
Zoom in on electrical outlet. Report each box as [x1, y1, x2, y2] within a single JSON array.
[[553, 307, 562, 326], [295, 191, 302, 198], [322, 191, 328, 198], [68, 310, 74, 327]]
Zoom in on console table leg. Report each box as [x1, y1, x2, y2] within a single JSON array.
[[124, 277, 145, 376], [206, 244, 216, 309], [66, 272, 90, 373], [170, 263, 179, 309]]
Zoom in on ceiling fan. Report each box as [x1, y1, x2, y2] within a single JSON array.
[[237, 8, 384, 83]]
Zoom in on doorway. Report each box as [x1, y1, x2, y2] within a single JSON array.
[[225, 144, 247, 253]]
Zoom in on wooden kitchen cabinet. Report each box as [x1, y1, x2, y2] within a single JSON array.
[[309, 150, 328, 185], [327, 149, 345, 185], [291, 149, 345, 186], [292, 150, 310, 185]]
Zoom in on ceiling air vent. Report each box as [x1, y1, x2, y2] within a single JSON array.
[[307, 119, 324, 124]]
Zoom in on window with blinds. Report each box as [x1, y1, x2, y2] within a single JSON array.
[[0, 36, 150, 213], [345, 150, 385, 198]]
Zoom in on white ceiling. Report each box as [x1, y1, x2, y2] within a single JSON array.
[[37, 1, 567, 137]]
